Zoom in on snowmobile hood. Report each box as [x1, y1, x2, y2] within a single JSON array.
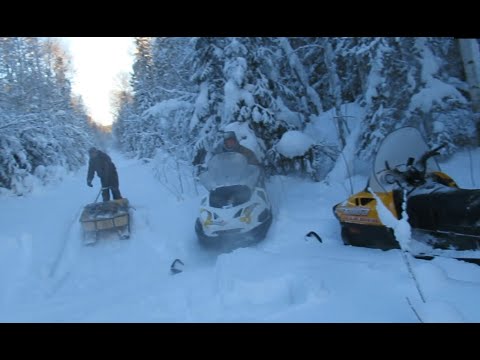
[[369, 127, 441, 193], [199, 152, 260, 191]]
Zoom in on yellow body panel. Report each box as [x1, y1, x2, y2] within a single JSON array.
[[335, 172, 458, 228], [432, 171, 458, 188], [334, 191, 398, 226]]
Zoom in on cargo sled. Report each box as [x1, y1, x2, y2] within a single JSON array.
[[80, 197, 131, 245]]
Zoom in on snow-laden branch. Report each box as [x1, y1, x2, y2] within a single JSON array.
[[0, 120, 36, 131]]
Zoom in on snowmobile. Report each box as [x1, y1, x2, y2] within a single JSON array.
[[333, 126, 480, 263], [79, 187, 131, 245], [195, 152, 273, 251]]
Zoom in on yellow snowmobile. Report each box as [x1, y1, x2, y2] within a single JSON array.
[[333, 127, 480, 262]]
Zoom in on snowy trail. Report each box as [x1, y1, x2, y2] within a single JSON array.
[[2, 149, 480, 322], [0, 151, 218, 321]]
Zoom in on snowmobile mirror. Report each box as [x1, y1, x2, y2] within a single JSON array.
[[407, 157, 415, 166]]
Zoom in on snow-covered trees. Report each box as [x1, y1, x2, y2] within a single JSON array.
[[358, 38, 476, 160], [114, 37, 197, 159], [0, 37, 93, 195], [116, 37, 478, 182]]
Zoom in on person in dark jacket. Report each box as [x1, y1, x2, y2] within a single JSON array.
[[87, 147, 122, 202], [214, 131, 260, 166]]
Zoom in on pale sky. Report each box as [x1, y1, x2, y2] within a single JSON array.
[[59, 37, 135, 126]]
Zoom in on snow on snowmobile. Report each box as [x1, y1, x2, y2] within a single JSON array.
[[195, 152, 272, 251], [79, 187, 131, 245], [333, 126, 480, 262]]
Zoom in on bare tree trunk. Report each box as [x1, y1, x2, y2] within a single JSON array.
[[458, 39, 480, 111], [458, 39, 480, 145]]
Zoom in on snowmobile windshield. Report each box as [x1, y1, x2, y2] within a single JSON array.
[[209, 185, 252, 208], [370, 127, 441, 193], [199, 152, 260, 191]]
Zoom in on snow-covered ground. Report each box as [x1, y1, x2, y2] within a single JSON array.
[[1, 148, 480, 323]]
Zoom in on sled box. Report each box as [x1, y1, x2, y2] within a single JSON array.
[[80, 198, 130, 232]]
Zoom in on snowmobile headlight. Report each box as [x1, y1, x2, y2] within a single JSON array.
[[200, 209, 213, 226], [240, 203, 258, 224]]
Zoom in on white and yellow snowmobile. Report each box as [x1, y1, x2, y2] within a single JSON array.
[[333, 127, 480, 263], [195, 152, 272, 251]]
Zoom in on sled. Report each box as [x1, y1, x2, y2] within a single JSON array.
[[80, 197, 131, 245]]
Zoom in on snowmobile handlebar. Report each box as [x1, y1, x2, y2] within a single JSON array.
[[382, 165, 424, 187], [417, 143, 446, 169], [382, 143, 446, 188]]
